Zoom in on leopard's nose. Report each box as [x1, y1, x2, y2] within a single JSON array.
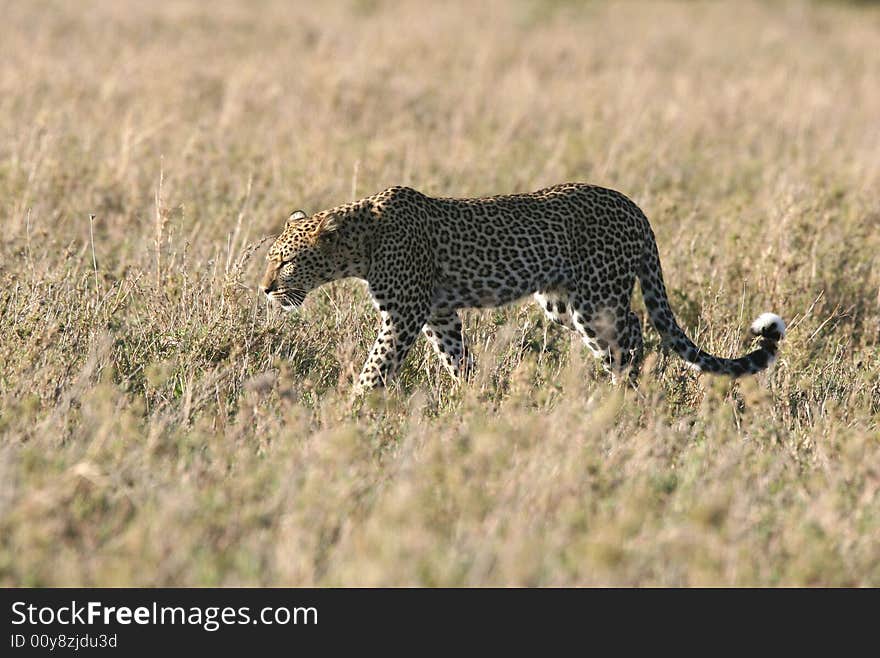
[[260, 281, 276, 295]]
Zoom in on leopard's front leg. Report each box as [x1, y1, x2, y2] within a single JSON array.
[[423, 312, 473, 382], [355, 308, 427, 394]]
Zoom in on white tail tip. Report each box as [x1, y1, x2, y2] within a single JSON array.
[[750, 312, 786, 340]]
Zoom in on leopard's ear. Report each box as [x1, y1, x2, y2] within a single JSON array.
[[287, 209, 307, 225], [315, 212, 341, 236]]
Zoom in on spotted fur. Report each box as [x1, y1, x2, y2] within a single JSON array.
[[261, 183, 784, 392]]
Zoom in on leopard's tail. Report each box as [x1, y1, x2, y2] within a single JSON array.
[[638, 227, 784, 377]]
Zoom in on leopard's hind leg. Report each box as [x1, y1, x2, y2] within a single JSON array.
[[535, 290, 575, 330], [568, 281, 641, 385], [621, 310, 644, 385]]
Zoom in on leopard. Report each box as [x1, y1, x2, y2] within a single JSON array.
[[260, 183, 785, 394]]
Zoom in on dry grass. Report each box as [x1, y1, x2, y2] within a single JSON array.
[[1, 0, 879, 586]]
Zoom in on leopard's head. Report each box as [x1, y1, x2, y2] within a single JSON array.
[[260, 209, 344, 311]]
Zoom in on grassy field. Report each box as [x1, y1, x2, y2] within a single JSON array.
[[1, 0, 879, 586]]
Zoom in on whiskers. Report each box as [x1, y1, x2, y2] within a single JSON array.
[[267, 288, 306, 312]]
